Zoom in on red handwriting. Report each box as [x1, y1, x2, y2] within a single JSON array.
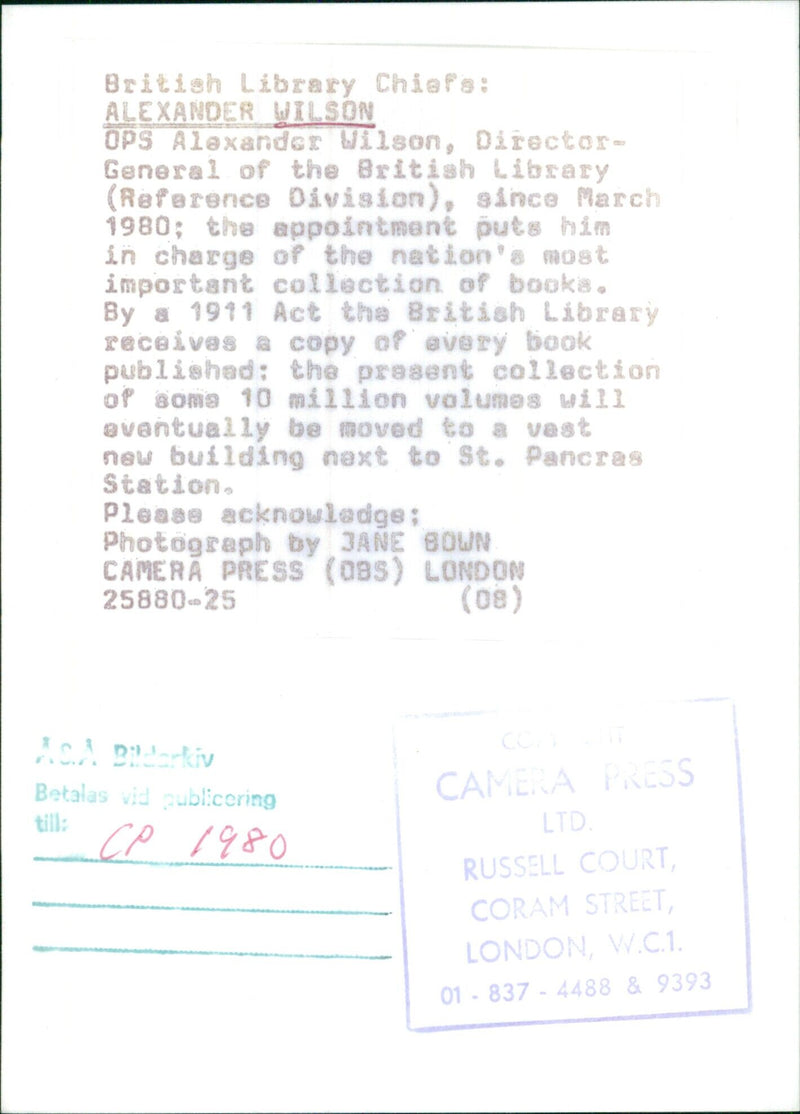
[[99, 822, 287, 861]]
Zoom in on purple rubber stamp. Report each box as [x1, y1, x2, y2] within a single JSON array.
[[393, 698, 750, 1031]]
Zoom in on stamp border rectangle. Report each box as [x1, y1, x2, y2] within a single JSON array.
[[393, 697, 752, 1032]]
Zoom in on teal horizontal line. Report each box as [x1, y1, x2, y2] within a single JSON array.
[[33, 946, 391, 960], [33, 856, 390, 871], [33, 901, 390, 916]]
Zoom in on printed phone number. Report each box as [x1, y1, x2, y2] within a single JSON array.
[[440, 972, 712, 1005]]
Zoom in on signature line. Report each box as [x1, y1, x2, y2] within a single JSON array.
[[33, 901, 390, 916], [33, 946, 391, 960], [34, 856, 391, 871]]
